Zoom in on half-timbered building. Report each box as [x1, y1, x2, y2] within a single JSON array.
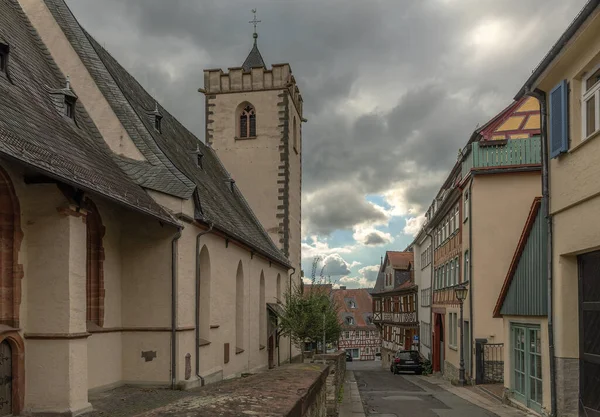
[[333, 287, 380, 361], [372, 251, 418, 370]]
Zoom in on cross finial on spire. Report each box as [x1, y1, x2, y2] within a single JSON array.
[[249, 9, 261, 44]]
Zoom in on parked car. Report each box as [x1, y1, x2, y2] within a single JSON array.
[[346, 351, 353, 362], [390, 350, 422, 375]]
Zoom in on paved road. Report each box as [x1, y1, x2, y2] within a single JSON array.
[[347, 361, 499, 417]]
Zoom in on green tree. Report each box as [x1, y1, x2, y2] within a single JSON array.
[[278, 259, 341, 356]]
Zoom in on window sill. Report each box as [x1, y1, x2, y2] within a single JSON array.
[[210, 324, 220, 329], [235, 136, 257, 141], [235, 347, 245, 355], [449, 345, 458, 351], [569, 129, 600, 154], [259, 345, 266, 350], [199, 339, 211, 347]]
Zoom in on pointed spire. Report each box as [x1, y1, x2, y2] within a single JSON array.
[[242, 9, 266, 71]]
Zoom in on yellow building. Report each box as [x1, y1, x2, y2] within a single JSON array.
[[503, 1, 600, 415]]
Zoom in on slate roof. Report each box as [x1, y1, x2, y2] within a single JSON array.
[[43, 0, 290, 267], [332, 289, 376, 329], [242, 41, 266, 72], [0, 0, 176, 225]]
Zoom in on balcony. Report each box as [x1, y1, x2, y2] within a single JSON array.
[[373, 311, 417, 324], [462, 136, 541, 178]]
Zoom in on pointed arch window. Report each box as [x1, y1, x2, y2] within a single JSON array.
[[239, 104, 256, 138]]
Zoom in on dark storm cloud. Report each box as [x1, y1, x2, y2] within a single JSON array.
[[304, 186, 387, 235], [363, 233, 387, 246], [66, 0, 587, 234]]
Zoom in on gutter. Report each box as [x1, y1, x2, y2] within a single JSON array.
[[528, 88, 557, 416], [171, 227, 183, 390], [467, 179, 474, 379], [195, 222, 214, 386]]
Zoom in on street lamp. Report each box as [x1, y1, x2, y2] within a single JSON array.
[[454, 284, 468, 386]]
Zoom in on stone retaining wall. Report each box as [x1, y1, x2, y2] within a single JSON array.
[[139, 363, 329, 417], [311, 351, 346, 416]]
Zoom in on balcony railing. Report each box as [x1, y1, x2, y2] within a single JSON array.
[[373, 311, 417, 324], [462, 136, 541, 178]]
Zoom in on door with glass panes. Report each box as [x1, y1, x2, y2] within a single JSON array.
[[511, 324, 542, 413]]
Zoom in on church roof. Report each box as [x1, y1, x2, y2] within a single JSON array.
[[43, 0, 290, 267], [242, 41, 266, 72], [0, 0, 176, 226]]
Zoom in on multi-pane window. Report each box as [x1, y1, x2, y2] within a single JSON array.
[[464, 251, 470, 282], [421, 287, 431, 307], [421, 321, 431, 348], [239, 104, 256, 138], [449, 313, 458, 348], [464, 191, 470, 219], [583, 65, 600, 139], [345, 331, 350, 339]]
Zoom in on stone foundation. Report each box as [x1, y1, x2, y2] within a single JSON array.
[[555, 357, 579, 417], [443, 360, 459, 383]]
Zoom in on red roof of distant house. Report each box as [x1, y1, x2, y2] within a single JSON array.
[[387, 251, 414, 270], [303, 284, 333, 296], [332, 288, 375, 328]]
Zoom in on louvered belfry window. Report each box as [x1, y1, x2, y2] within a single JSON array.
[[240, 105, 256, 138]]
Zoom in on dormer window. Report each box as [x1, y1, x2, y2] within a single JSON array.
[[0, 43, 8, 73], [346, 316, 355, 326], [197, 153, 203, 169], [65, 96, 75, 119], [348, 299, 356, 309], [154, 115, 162, 133]]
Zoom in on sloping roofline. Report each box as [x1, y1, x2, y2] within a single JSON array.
[[515, 0, 600, 100], [493, 197, 542, 317]]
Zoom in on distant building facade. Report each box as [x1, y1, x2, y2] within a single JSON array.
[[333, 287, 380, 360], [372, 252, 418, 370]]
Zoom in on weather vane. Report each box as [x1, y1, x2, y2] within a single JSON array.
[[249, 9, 261, 42]]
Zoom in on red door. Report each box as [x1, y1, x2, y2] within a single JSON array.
[[433, 314, 445, 372]]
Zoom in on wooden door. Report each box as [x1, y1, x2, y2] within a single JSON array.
[[578, 251, 600, 416], [268, 335, 275, 369], [0, 341, 11, 416]]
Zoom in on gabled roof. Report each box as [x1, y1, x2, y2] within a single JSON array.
[[332, 288, 375, 328], [386, 251, 413, 270], [516, 0, 600, 99], [44, 0, 290, 267], [0, 0, 175, 225], [242, 41, 266, 72], [494, 197, 547, 317]]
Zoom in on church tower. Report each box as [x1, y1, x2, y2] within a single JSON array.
[[201, 13, 303, 275]]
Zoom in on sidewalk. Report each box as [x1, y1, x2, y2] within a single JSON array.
[[416, 375, 536, 417], [339, 371, 366, 417]]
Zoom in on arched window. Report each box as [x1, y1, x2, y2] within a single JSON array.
[[199, 245, 211, 342], [86, 199, 105, 327], [239, 104, 256, 138], [0, 167, 22, 328], [235, 261, 244, 351], [259, 272, 266, 348]]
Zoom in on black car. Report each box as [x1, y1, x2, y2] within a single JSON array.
[[346, 351, 353, 362], [390, 350, 422, 375]]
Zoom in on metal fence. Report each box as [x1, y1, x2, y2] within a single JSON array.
[[475, 339, 504, 384]]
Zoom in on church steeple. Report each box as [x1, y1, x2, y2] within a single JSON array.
[[242, 9, 266, 72]]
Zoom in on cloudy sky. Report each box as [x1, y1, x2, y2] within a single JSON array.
[[66, 0, 585, 288]]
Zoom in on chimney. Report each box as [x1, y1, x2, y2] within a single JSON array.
[[340, 286, 346, 290]]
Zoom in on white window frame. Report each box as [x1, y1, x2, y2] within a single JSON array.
[[449, 313, 458, 349], [582, 63, 600, 141]]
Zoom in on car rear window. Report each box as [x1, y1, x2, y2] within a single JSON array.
[[397, 351, 419, 360]]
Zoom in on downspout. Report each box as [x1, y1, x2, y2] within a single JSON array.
[[288, 267, 296, 363], [195, 222, 214, 387], [171, 227, 183, 390], [426, 230, 434, 361], [529, 88, 556, 416], [468, 179, 474, 378]]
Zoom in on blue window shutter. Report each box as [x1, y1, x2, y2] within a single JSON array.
[[549, 80, 569, 158]]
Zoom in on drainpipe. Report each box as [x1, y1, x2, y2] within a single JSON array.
[[529, 88, 556, 416], [426, 230, 434, 362], [288, 267, 296, 363], [171, 227, 183, 390], [468, 179, 474, 379], [195, 222, 214, 387]]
